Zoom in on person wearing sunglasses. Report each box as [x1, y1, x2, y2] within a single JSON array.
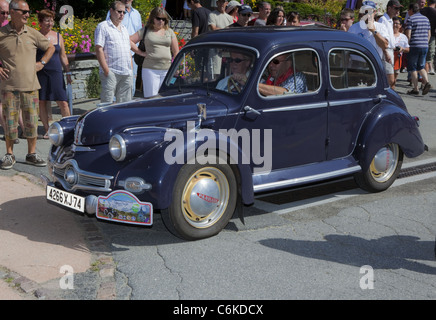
[[392, 16, 409, 89], [130, 7, 179, 98], [228, 4, 253, 28], [0, 0, 24, 145], [106, 0, 142, 96], [0, 0, 8, 27], [338, 8, 354, 32], [0, 0, 55, 170], [95, 1, 136, 104], [216, 51, 253, 93], [258, 53, 307, 96]]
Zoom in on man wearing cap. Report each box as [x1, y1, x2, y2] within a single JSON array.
[[348, 1, 389, 60], [226, 0, 240, 22], [228, 4, 253, 27], [378, 0, 403, 88]]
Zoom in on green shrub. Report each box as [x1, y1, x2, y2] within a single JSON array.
[[253, 0, 346, 22], [86, 67, 101, 99]]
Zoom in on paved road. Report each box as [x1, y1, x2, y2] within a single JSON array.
[[98, 73, 436, 300], [0, 72, 435, 302]]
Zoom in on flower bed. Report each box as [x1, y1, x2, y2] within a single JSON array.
[[27, 14, 99, 54]]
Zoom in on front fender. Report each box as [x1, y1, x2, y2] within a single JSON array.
[[114, 126, 255, 210], [354, 103, 426, 171]]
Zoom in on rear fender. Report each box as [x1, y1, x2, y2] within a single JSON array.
[[354, 103, 425, 171]]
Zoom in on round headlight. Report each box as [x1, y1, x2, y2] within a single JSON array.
[[48, 122, 64, 146], [109, 134, 126, 161]]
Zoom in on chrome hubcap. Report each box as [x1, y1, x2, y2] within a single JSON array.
[[181, 167, 229, 228], [370, 144, 399, 183]]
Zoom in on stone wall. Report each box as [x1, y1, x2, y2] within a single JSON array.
[[69, 58, 100, 101]]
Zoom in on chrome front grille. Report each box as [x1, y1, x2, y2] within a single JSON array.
[[49, 158, 113, 193]]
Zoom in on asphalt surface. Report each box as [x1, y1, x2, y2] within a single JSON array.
[[0, 71, 435, 301]]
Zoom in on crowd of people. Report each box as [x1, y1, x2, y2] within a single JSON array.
[[188, 0, 434, 95], [340, 0, 435, 94], [1, 0, 435, 170]]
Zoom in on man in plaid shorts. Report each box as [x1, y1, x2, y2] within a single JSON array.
[[0, 0, 54, 170]]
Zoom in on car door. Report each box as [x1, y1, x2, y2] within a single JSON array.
[[324, 43, 383, 160], [233, 47, 327, 174]]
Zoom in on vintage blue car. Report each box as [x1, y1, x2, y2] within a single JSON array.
[[44, 26, 426, 240]]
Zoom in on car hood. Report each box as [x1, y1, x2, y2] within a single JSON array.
[[75, 93, 229, 146]]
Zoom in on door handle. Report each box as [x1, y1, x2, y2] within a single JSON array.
[[244, 105, 261, 115]]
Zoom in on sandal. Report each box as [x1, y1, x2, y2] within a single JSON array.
[[43, 132, 49, 140], [407, 89, 419, 95], [422, 82, 432, 95]]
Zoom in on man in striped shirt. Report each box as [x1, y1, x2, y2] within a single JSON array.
[[405, 2, 432, 95]]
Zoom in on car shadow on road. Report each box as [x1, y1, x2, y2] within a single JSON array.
[[0, 194, 89, 253], [259, 234, 436, 275]]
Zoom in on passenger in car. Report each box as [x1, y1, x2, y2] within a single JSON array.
[[216, 51, 253, 93], [258, 53, 307, 96]]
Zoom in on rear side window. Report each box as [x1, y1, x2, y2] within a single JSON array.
[[329, 49, 376, 89]]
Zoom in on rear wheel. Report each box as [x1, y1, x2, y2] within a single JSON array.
[[355, 143, 403, 192], [162, 162, 237, 240]]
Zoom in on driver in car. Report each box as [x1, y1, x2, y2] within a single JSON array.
[[216, 51, 253, 93]]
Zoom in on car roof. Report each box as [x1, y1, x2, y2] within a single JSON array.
[[187, 26, 378, 59]]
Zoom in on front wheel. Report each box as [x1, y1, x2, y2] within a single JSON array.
[[162, 162, 237, 240], [355, 143, 403, 193]]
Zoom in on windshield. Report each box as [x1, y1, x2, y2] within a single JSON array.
[[165, 45, 256, 95]]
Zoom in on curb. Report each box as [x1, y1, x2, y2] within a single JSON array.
[[80, 219, 117, 300], [0, 220, 117, 300], [0, 173, 118, 300]]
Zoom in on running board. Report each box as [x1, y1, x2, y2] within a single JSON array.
[[253, 157, 361, 193]]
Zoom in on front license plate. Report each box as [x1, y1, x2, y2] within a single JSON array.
[[47, 185, 85, 213]]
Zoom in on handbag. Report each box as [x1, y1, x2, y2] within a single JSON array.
[[133, 27, 147, 66]]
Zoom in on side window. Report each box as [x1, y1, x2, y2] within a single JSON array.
[[329, 49, 376, 89], [258, 50, 320, 97]]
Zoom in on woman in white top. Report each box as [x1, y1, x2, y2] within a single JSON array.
[[130, 7, 179, 97]]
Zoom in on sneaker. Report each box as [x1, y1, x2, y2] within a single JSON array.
[[429, 70, 435, 75], [25, 153, 47, 167], [1, 154, 16, 170]]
